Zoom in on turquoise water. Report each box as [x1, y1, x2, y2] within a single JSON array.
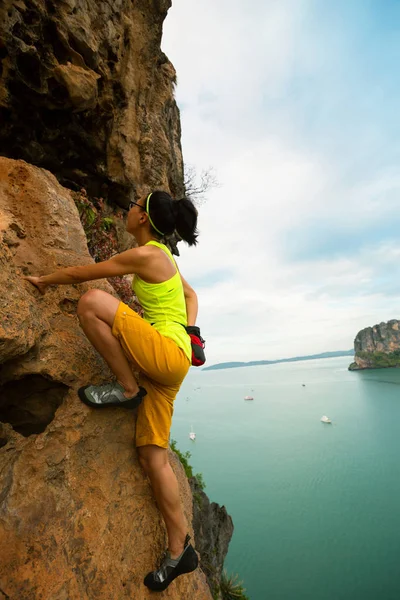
[[171, 357, 400, 600]]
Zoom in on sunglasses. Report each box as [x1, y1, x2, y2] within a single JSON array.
[[128, 201, 145, 211]]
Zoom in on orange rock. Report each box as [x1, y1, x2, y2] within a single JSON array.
[[0, 158, 212, 599], [53, 63, 101, 111], [0, 1, 185, 202]]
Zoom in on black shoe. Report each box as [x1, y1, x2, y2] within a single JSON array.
[[144, 534, 198, 591], [78, 382, 147, 409]]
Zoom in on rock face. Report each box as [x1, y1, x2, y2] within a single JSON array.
[[348, 320, 400, 370], [0, 3, 234, 595], [0, 0, 184, 205], [0, 158, 213, 599], [190, 477, 234, 598]]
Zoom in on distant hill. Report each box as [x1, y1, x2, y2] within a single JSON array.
[[349, 319, 400, 370], [202, 350, 354, 371]]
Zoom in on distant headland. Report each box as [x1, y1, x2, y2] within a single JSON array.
[[203, 350, 354, 371], [348, 319, 400, 370]]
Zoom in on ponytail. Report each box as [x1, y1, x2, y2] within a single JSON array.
[[146, 191, 199, 246], [174, 198, 198, 246]]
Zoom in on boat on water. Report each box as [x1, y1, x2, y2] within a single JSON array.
[[189, 425, 196, 440], [320, 415, 332, 424], [244, 395, 254, 401]]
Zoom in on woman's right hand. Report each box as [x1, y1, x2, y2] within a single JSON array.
[[23, 276, 49, 295]]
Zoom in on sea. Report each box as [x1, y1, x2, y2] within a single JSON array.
[[170, 356, 400, 600]]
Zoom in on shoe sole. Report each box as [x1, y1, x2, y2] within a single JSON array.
[[78, 386, 145, 410]]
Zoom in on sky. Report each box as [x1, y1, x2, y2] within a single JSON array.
[[162, 0, 400, 364]]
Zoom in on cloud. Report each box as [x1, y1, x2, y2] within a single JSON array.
[[162, 1, 400, 363], [189, 268, 233, 289]]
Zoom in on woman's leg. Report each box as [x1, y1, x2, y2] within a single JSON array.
[[138, 444, 187, 558], [140, 445, 199, 591], [77, 289, 139, 397]]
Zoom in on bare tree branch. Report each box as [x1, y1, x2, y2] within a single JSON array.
[[183, 164, 220, 206]]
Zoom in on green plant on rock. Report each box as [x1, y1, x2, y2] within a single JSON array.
[[101, 217, 114, 231], [193, 491, 203, 508], [194, 472, 206, 490], [356, 350, 400, 368], [220, 570, 249, 600], [85, 206, 96, 227], [170, 439, 206, 490]]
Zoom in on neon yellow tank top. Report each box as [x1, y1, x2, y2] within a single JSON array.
[[132, 241, 191, 361]]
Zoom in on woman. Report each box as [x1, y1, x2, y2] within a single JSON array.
[[24, 191, 200, 591]]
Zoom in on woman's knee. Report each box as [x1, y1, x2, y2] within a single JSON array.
[[77, 291, 120, 328], [138, 445, 168, 474], [138, 453, 149, 474], [77, 289, 104, 318]]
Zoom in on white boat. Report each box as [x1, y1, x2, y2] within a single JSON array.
[[244, 395, 254, 401], [189, 425, 196, 440], [320, 415, 332, 424]]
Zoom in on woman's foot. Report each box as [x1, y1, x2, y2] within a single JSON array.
[[144, 535, 198, 592], [78, 382, 147, 409]]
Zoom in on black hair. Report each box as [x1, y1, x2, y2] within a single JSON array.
[[147, 191, 198, 246]]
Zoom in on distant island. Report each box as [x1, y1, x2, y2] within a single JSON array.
[[203, 350, 354, 371], [348, 319, 400, 370]]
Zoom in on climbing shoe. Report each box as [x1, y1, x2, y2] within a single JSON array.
[[78, 382, 146, 409], [144, 534, 198, 591]]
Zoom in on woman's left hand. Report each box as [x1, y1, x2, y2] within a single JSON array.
[[23, 276, 49, 295]]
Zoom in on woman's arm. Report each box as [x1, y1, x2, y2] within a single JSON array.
[[180, 274, 198, 326], [24, 247, 149, 294]]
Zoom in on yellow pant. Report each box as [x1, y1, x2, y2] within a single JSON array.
[[112, 302, 190, 448]]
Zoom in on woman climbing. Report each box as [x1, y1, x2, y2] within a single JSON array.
[[24, 191, 203, 591]]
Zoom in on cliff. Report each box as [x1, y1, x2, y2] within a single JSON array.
[[0, 157, 215, 599], [0, 0, 184, 205], [190, 477, 234, 597], [348, 320, 400, 370], [0, 2, 234, 597]]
